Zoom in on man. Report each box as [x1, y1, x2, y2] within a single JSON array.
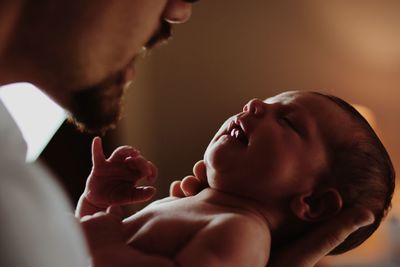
[[0, 1, 373, 266]]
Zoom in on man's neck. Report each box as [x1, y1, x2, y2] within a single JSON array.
[[0, 0, 24, 73]]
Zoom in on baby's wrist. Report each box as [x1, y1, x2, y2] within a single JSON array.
[[83, 190, 109, 209], [76, 191, 110, 218]]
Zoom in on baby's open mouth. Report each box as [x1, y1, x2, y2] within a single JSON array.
[[227, 120, 248, 145]]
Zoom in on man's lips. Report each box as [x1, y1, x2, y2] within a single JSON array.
[[145, 20, 172, 49], [112, 57, 137, 90], [123, 58, 136, 83]]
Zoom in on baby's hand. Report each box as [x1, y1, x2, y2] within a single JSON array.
[[84, 137, 157, 209]]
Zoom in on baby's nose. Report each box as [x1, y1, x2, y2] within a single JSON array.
[[243, 98, 265, 117]]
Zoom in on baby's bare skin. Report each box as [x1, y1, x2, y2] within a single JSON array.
[[77, 138, 270, 266], [78, 137, 375, 267], [124, 188, 271, 266]]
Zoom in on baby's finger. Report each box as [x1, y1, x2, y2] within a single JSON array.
[[92, 137, 106, 167], [124, 156, 152, 178], [80, 211, 107, 222], [111, 186, 156, 205], [147, 161, 158, 184], [106, 205, 124, 221], [108, 146, 139, 162]]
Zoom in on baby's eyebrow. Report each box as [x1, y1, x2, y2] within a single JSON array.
[[288, 103, 313, 139]]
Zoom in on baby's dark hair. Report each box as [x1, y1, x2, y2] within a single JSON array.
[[313, 92, 395, 255]]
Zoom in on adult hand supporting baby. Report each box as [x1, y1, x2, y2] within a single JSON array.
[[170, 160, 375, 267], [170, 160, 208, 197], [267, 207, 374, 267]]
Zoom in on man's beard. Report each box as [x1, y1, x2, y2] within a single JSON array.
[[68, 70, 126, 135], [66, 20, 172, 134]]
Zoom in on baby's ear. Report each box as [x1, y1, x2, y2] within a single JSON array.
[[291, 187, 343, 222]]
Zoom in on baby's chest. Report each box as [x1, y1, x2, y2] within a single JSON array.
[[127, 210, 210, 257]]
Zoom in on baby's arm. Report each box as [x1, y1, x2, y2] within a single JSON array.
[[175, 215, 271, 267], [80, 206, 176, 267], [76, 137, 157, 218]]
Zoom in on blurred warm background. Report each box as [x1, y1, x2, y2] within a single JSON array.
[[28, 1, 400, 266]]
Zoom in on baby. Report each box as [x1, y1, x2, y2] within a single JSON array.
[[77, 91, 395, 267]]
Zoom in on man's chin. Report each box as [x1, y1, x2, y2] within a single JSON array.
[[67, 109, 121, 135], [68, 71, 126, 135]]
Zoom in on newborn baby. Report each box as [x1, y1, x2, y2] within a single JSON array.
[[77, 91, 395, 267]]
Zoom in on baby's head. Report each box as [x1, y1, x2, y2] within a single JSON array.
[[204, 90, 395, 254]]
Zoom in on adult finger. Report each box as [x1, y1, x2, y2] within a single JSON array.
[[169, 180, 185, 197], [169, 160, 208, 198], [268, 207, 374, 267], [193, 160, 207, 183], [181, 175, 206, 196]]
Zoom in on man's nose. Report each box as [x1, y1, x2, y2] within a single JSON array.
[[163, 0, 198, 24], [243, 98, 265, 117]]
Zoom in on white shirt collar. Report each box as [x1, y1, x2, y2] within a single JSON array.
[[0, 99, 27, 162]]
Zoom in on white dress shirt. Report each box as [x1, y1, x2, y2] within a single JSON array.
[[0, 100, 88, 267]]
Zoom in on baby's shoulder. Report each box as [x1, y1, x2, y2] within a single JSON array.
[[179, 211, 271, 265], [210, 211, 268, 232]]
